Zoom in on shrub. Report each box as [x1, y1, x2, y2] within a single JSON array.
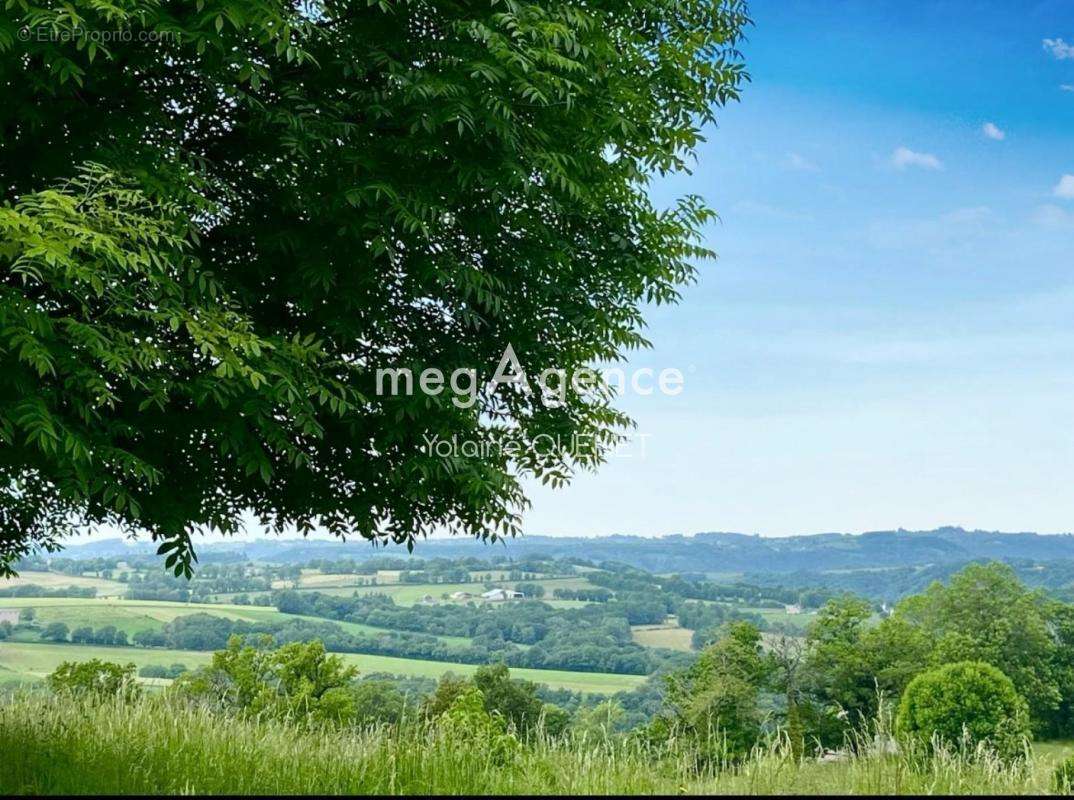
[[48, 659, 140, 700], [350, 681, 407, 727], [41, 622, 69, 642], [437, 686, 520, 765], [169, 636, 358, 726], [1054, 755, 1074, 795], [70, 626, 94, 644], [895, 661, 1030, 761], [658, 622, 767, 764]]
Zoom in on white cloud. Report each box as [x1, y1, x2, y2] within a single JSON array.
[[786, 152, 820, 172], [1062, 85, 1074, 92], [981, 122, 1005, 141], [890, 146, 943, 171], [1033, 204, 1074, 228], [1054, 174, 1074, 199], [1043, 38, 1074, 60]]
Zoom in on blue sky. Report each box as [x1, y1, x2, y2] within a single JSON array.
[[71, 1, 1074, 546], [522, 0, 1074, 537]]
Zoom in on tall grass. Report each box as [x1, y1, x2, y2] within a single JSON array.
[[0, 692, 1061, 795]]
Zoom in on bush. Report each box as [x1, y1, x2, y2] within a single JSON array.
[[138, 664, 185, 679], [350, 681, 407, 727], [1054, 755, 1074, 794], [895, 661, 1030, 761], [48, 660, 140, 700], [41, 622, 69, 642], [437, 686, 520, 765]]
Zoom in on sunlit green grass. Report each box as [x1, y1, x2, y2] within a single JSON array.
[[2, 692, 1070, 795], [0, 571, 126, 597], [0, 642, 644, 694], [0, 598, 472, 647], [631, 623, 694, 652]]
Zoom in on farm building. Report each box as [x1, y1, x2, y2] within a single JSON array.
[[449, 591, 473, 601], [481, 588, 524, 602]]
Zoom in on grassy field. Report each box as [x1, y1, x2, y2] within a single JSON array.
[[277, 569, 556, 591], [630, 623, 694, 652], [252, 576, 600, 606], [3, 693, 1071, 795], [0, 598, 472, 647], [742, 606, 815, 631], [0, 642, 210, 684], [0, 571, 126, 598], [0, 641, 644, 694]]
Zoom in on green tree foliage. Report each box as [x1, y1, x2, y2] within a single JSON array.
[[349, 681, 409, 728], [798, 563, 1073, 743], [69, 625, 93, 644], [47, 658, 140, 699], [437, 685, 520, 765], [515, 581, 545, 598], [570, 699, 627, 742], [41, 621, 69, 642], [895, 661, 1030, 762], [171, 635, 359, 725], [659, 621, 767, 763], [421, 664, 567, 738], [1044, 602, 1074, 739], [139, 663, 188, 680], [1, 0, 751, 575], [472, 663, 553, 738], [420, 673, 473, 720], [798, 593, 926, 745], [801, 595, 875, 728], [891, 562, 1060, 731]]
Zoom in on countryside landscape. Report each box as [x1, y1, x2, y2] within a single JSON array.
[[6, 530, 1074, 793]]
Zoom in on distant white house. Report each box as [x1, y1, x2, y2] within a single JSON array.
[[449, 591, 473, 601], [481, 588, 524, 602], [784, 604, 803, 615], [0, 609, 20, 625]]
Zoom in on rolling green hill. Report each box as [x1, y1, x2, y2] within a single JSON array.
[[0, 641, 644, 694], [0, 598, 472, 647]]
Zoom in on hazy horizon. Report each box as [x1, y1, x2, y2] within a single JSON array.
[[66, 522, 1074, 548]]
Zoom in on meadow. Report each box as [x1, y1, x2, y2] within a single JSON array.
[[0, 571, 125, 597], [250, 575, 600, 605], [2, 692, 1071, 795], [0, 641, 645, 694], [0, 597, 473, 647], [630, 622, 694, 652]]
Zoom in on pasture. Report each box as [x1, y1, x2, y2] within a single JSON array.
[[0, 641, 645, 694], [0, 571, 126, 598], [0, 598, 472, 647], [248, 576, 602, 606], [630, 623, 694, 652]]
